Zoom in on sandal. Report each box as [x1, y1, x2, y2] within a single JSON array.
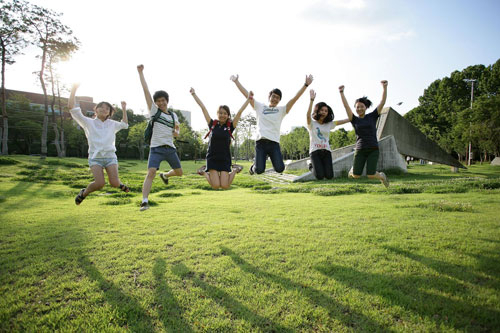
[[232, 164, 243, 173], [119, 183, 130, 193], [197, 165, 206, 176], [75, 188, 86, 205]]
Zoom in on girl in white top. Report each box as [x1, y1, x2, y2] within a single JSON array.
[[68, 83, 130, 205], [307, 89, 349, 180]]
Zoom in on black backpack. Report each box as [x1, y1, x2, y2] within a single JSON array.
[[144, 110, 175, 145]]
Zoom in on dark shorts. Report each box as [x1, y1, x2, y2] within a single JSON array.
[[207, 158, 231, 172], [148, 146, 182, 170], [353, 148, 379, 175]]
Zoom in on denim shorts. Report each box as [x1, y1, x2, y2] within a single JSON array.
[[148, 146, 182, 170], [88, 156, 118, 168]]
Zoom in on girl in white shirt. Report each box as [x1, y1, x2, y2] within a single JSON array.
[[68, 83, 130, 205], [307, 89, 349, 180]]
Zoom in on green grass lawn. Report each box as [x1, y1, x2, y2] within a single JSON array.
[[0, 155, 499, 332]]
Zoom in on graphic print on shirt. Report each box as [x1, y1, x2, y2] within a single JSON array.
[[262, 107, 280, 115], [316, 127, 327, 142]]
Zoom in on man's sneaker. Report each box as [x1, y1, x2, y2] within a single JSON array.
[[159, 172, 169, 185], [348, 167, 354, 178], [140, 202, 149, 211], [380, 172, 390, 188], [249, 164, 255, 175]]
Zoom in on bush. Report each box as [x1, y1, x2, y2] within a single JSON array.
[[0, 157, 20, 165]]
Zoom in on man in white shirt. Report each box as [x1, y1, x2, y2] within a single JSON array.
[[137, 64, 183, 211], [230, 74, 313, 174]]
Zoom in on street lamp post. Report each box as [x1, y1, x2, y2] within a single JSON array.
[[463, 79, 476, 166]]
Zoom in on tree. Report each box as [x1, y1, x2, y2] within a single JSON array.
[[237, 114, 256, 160], [404, 59, 500, 162], [128, 122, 146, 161], [329, 128, 351, 150], [14, 119, 41, 154], [0, 0, 30, 155], [25, 2, 78, 159]]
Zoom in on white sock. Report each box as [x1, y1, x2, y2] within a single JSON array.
[[142, 198, 148, 203]]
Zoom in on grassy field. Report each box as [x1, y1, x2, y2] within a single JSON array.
[[0, 155, 499, 332]]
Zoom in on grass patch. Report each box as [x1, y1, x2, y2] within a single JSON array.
[[157, 192, 183, 198], [0, 156, 499, 332], [0, 156, 20, 165], [416, 200, 474, 212]]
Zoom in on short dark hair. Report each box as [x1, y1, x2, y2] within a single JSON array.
[[218, 105, 231, 120], [312, 102, 334, 123], [268, 88, 282, 100], [354, 96, 372, 108], [95, 101, 115, 119], [153, 90, 169, 103]]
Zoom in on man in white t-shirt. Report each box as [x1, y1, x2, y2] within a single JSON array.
[[230, 74, 313, 174], [137, 64, 183, 211]]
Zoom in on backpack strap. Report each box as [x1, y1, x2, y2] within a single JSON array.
[[226, 120, 234, 140], [204, 119, 218, 139]]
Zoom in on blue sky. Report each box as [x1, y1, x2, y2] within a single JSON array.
[[5, 0, 500, 132]]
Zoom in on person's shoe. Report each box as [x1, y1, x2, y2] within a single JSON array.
[[348, 168, 354, 178], [197, 165, 206, 176], [249, 164, 255, 175], [380, 172, 390, 188], [140, 201, 149, 211], [232, 164, 243, 173], [159, 172, 169, 185], [75, 188, 86, 205], [308, 162, 313, 172]]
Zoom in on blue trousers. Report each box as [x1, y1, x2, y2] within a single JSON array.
[[253, 139, 285, 174]]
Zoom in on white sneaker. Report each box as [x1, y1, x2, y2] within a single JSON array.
[[140, 202, 149, 211], [380, 172, 389, 188], [348, 167, 354, 178]]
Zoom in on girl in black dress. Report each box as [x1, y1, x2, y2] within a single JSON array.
[[190, 87, 253, 189]]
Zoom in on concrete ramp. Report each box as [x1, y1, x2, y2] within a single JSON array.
[[377, 108, 465, 168], [293, 135, 405, 182]]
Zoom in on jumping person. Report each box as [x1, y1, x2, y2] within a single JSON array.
[[190, 88, 253, 189], [68, 83, 130, 205], [338, 81, 390, 187], [307, 89, 349, 180], [230, 74, 313, 175], [137, 64, 183, 211]]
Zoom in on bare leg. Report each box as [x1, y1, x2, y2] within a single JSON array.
[[164, 168, 183, 178], [142, 167, 157, 199], [220, 171, 236, 189], [83, 165, 106, 197], [105, 164, 121, 188], [208, 169, 221, 189]]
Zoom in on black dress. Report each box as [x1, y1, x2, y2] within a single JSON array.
[[206, 119, 234, 172]]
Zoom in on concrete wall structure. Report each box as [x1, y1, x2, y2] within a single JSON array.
[[377, 108, 464, 168]]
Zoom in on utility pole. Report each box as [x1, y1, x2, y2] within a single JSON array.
[[463, 79, 476, 166]]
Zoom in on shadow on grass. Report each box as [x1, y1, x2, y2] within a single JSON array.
[[78, 256, 156, 332], [172, 262, 293, 332], [316, 251, 500, 331], [220, 246, 392, 332], [0, 180, 50, 212], [153, 258, 193, 333]]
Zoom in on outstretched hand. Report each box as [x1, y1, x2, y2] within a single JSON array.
[[190, 87, 195, 95], [121, 101, 127, 110], [71, 82, 80, 90], [309, 89, 316, 100], [338, 85, 345, 93], [230, 74, 239, 82], [137, 64, 144, 72], [381, 80, 388, 88], [305, 74, 314, 86]]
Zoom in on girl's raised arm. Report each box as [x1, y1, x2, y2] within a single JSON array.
[[120, 101, 128, 124], [233, 91, 253, 127], [306, 89, 316, 126], [190, 88, 211, 125], [338, 85, 354, 121]]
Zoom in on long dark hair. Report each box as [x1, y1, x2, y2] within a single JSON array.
[[312, 102, 334, 123]]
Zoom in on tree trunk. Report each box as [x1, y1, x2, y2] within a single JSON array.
[[52, 122, 61, 156], [1, 45, 8, 155], [39, 43, 48, 159], [57, 79, 66, 157]]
